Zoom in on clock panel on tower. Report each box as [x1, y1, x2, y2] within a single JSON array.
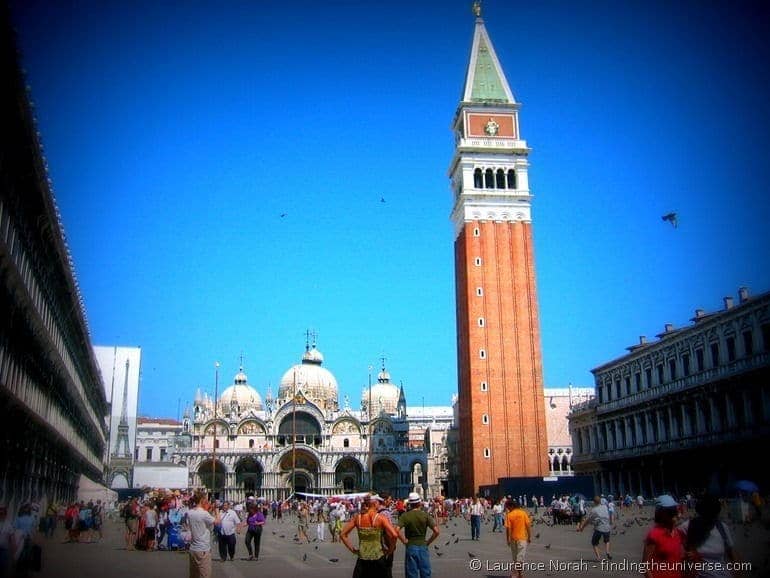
[[466, 113, 516, 138]]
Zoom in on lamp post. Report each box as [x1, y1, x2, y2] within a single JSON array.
[[368, 365, 373, 492], [292, 368, 297, 499], [211, 361, 220, 499]]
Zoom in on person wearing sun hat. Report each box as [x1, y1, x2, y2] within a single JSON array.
[[641, 495, 684, 578], [397, 492, 440, 578]]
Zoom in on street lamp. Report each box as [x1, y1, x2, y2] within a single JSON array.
[[368, 365, 373, 492], [211, 361, 220, 498]]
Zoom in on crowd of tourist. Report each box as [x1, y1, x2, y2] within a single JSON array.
[[0, 486, 764, 578]]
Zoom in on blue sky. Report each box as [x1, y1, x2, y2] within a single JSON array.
[[9, 0, 770, 418]]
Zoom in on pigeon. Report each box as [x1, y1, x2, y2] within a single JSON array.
[[661, 212, 678, 228], [535, 533, 540, 539], [468, 552, 477, 558], [314, 545, 319, 550], [451, 533, 456, 537], [302, 553, 307, 562], [545, 544, 551, 549], [436, 551, 444, 557], [454, 537, 459, 544], [444, 540, 450, 546], [329, 558, 339, 563]]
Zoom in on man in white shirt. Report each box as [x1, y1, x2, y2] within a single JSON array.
[[188, 493, 219, 578], [470, 497, 484, 540], [217, 502, 240, 562]]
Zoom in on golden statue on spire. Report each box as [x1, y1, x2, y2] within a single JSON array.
[[472, 1, 482, 18]]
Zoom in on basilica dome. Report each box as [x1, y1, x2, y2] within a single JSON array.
[[219, 367, 263, 410], [278, 345, 338, 411], [363, 367, 401, 415]]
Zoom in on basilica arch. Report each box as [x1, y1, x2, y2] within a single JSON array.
[[334, 456, 364, 493], [278, 448, 320, 495], [372, 457, 399, 496], [197, 459, 227, 497], [277, 411, 322, 447], [235, 457, 263, 496]]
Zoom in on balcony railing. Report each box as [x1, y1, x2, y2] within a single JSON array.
[[594, 352, 768, 415]]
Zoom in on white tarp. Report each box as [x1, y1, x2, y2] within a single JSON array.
[[294, 491, 370, 500], [77, 475, 118, 504], [132, 464, 189, 489]]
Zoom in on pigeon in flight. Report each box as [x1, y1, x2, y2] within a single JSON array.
[[380, 197, 386, 203], [661, 212, 678, 228]]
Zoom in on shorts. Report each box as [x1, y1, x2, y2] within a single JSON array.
[[509, 540, 527, 562], [591, 530, 610, 546], [145, 527, 157, 541]]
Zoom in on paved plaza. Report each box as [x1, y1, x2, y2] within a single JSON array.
[[34, 507, 768, 578]]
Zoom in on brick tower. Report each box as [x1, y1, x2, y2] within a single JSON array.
[[449, 5, 548, 496]]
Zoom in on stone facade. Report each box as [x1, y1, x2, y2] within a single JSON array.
[[172, 345, 429, 502], [569, 288, 770, 497]]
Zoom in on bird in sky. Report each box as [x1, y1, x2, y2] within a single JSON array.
[[280, 213, 287, 218], [380, 197, 386, 203], [661, 212, 678, 228]]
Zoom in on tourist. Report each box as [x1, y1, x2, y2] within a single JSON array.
[[143, 502, 158, 551], [123, 498, 140, 550], [397, 492, 439, 578], [341, 494, 402, 578], [492, 498, 504, 533], [316, 501, 327, 542], [43, 501, 57, 539], [469, 496, 483, 541], [577, 495, 612, 561], [0, 506, 12, 578], [297, 502, 310, 544], [641, 495, 684, 578], [505, 499, 532, 578], [188, 492, 219, 578], [77, 502, 93, 544], [679, 494, 738, 578], [64, 503, 79, 544], [11, 504, 37, 578], [376, 493, 397, 578], [92, 500, 103, 543], [217, 502, 239, 561], [242, 502, 265, 561]]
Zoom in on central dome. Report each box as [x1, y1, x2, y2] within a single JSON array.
[[219, 367, 263, 410], [278, 346, 338, 410]]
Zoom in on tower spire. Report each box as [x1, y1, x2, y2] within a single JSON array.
[[461, 9, 515, 104], [115, 358, 131, 457]]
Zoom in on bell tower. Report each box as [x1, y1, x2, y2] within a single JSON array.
[[449, 4, 548, 495]]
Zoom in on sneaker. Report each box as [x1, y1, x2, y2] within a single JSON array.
[[606, 554, 612, 560]]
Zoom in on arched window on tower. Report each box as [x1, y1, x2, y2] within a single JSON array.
[[507, 169, 517, 189], [485, 169, 494, 189], [474, 168, 483, 188], [496, 169, 505, 188]]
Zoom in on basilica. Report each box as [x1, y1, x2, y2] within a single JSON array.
[[171, 342, 431, 502]]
